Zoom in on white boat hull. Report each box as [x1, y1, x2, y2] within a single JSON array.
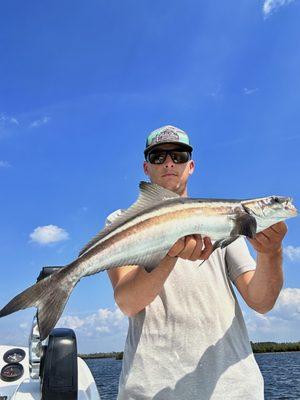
[[0, 345, 100, 400]]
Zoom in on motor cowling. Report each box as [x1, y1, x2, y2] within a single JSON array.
[[40, 328, 78, 400]]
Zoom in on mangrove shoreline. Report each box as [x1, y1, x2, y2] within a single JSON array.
[[80, 342, 300, 360]]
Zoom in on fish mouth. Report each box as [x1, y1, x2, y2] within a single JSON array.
[[280, 209, 298, 218]]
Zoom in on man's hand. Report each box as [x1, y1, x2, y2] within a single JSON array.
[[247, 222, 287, 255], [167, 235, 214, 261], [240, 221, 287, 314]]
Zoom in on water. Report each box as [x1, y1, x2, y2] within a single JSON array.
[[86, 352, 300, 400], [86, 358, 122, 400], [255, 352, 300, 399]]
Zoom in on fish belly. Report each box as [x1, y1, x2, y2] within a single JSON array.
[[78, 213, 234, 276]]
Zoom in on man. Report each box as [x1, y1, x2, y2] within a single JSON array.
[[107, 125, 286, 400]]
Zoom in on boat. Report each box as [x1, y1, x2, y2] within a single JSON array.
[[0, 267, 101, 400]]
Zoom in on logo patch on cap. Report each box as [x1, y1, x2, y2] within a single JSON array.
[[152, 128, 179, 144]]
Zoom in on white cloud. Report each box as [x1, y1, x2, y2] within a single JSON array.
[[10, 117, 19, 125], [58, 315, 85, 330], [29, 224, 69, 245], [29, 116, 50, 128], [0, 112, 51, 137], [0, 113, 19, 126], [96, 326, 110, 333], [283, 245, 300, 261], [263, 0, 295, 16], [0, 113, 19, 136], [58, 307, 127, 337], [0, 306, 127, 353], [244, 88, 259, 95], [0, 113, 21, 139], [208, 84, 222, 98], [244, 288, 300, 341], [271, 288, 300, 318], [0, 160, 11, 168]]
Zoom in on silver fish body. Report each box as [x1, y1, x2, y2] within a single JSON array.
[[0, 182, 298, 340]]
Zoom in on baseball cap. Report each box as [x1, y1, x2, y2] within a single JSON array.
[[144, 125, 193, 157]]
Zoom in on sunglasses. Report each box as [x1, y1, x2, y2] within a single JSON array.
[[147, 149, 191, 164]]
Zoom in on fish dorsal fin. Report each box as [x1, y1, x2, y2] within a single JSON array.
[[138, 181, 180, 204], [78, 181, 179, 257]]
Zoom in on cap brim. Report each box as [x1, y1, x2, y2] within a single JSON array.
[[144, 142, 193, 157]]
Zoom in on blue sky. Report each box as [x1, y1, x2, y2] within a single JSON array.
[[0, 0, 299, 353]]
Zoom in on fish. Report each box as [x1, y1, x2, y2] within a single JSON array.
[[0, 181, 298, 340]]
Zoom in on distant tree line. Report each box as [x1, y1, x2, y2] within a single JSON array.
[[251, 341, 300, 353], [80, 351, 124, 360], [80, 342, 300, 360]]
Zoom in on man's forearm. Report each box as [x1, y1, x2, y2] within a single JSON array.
[[247, 248, 283, 313], [114, 256, 177, 317]]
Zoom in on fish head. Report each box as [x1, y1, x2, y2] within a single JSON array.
[[242, 196, 298, 222]]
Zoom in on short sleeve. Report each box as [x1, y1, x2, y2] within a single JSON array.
[[225, 237, 256, 284], [104, 209, 124, 226]]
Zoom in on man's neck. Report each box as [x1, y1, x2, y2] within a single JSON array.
[[179, 189, 188, 198], [181, 189, 188, 198], [170, 185, 188, 198]]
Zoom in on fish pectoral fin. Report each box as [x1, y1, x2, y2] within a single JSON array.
[[210, 236, 238, 253], [198, 260, 206, 267], [218, 236, 239, 249], [197, 240, 222, 267], [231, 214, 257, 238], [197, 236, 239, 268]]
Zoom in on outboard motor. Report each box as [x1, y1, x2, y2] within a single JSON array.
[[40, 328, 78, 400], [30, 267, 78, 399]]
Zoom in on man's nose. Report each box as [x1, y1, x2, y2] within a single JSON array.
[[163, 154, 174, 167]]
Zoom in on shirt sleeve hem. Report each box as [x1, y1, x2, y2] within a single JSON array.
[[230, 263, 256, 284]]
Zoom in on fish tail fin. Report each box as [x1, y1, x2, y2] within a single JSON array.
[[0, 263, 80, 340]]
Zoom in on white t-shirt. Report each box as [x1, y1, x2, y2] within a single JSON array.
[[106, 210, 264, 400]]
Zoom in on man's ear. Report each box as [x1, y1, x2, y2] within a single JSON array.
[[189, 160, 195, 175], [143, 161, 149, 176]]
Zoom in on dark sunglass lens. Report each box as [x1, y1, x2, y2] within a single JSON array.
[[171, 151, 190, 163], [148, 151, 166, 164]]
